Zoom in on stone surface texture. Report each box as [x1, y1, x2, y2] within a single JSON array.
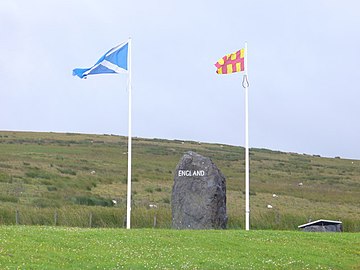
[[171, 151, 227, 229]]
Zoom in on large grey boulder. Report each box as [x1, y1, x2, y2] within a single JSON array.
[[171, 151, 227, 229]]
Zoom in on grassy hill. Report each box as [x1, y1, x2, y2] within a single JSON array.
[[0, 131, 359, 230], [0, 226, 359, 269]]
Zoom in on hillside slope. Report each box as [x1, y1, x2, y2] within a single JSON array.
[[0, 131, 359, 230]]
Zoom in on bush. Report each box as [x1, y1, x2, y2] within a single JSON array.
[[57, 168, 76, 175], [32, 198, 61, 208], [0, 194, 19, 203], [0, 172, 10, 183], [72, 196, 113, 207], [163, 197, 170, 204], [47, 186, 57, 191], [25, 169, 52, 179]]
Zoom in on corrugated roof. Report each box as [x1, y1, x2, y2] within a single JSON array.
[[298, 219, 342, 228]]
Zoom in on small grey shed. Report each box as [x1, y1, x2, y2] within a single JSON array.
[[298, 219, 342, 232]]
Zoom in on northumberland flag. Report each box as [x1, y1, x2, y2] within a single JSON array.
[[215, 43, 251, 231], [215, 49, 245, 74], [73, 41, 129, 79]]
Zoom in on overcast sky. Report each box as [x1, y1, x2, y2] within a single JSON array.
[[1, 0, 360, 159]]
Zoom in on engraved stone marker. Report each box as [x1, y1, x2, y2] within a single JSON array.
[[172, 151, 227, 229]]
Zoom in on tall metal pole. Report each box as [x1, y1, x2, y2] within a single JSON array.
[[244, 42, 250, 231], [126, 38, 132, 229]]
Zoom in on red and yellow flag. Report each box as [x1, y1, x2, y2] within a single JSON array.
[[215, 49, 245, 74]]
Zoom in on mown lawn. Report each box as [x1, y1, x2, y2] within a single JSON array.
[[0, 226, 359, 269]]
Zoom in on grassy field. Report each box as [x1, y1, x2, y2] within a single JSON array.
[[0, 226, 359, 270], [0, 131, 359, 230]]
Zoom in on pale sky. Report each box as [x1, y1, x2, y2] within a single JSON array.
[[1, 0, 360, 159]]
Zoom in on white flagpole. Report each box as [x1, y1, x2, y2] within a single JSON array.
[[243, 42, 250, 231], [126, 38, 132, 229]]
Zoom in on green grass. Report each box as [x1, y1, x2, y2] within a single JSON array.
[[0, 131, 359, 230], [0, 226, 359, 269]]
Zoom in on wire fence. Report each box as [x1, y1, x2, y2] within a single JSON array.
[[1, 206, 359, 231], [1, 206, 172, 229]]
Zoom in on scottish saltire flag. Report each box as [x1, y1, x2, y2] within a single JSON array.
[[73, 41, 129, 79], [215, 49, 245, 74]]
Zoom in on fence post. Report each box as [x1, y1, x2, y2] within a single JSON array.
[[89, 213, 93, 228], [15, 210, 19, 225], [153, 214, 157, 228], [275, 211, 281, 225], [123, 215, 127, 228], [54, 211, 58, 226]]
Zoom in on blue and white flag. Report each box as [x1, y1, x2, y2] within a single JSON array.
[[73, 41, 129, 79]]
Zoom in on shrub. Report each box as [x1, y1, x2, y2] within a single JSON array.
[[0, 194, 19, 203], [0, 172, 10, 183], [57, 168, 76, 175], [32, 198, 61, 208], [163, 197, 170, 204], [25, 169, 51, 179], [47, 186, 57, 191], [72, 196, 113, 207]]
